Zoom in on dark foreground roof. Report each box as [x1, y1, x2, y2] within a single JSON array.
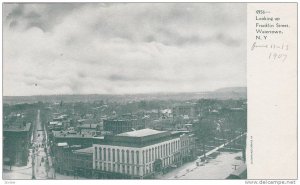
[[226, 164, 247, 179]]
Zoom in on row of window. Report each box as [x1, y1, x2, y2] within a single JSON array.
[[95, 162, 140, 176], [181, 139, 190, 147], [94, 156, 176, 176], [94, 139, 180, 164]]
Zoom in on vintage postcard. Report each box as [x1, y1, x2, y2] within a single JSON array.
[[1, 2, 297, 184]]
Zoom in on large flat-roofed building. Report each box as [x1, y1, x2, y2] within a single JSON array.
[[103, 119, 144, 135], [93, 128, 181, 179]]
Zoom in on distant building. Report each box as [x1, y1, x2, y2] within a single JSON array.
[[103, 119, 145, 135], [51, 130, 104, 149], [77, 123, 100, 135], [53, 114, 68, 122], [92, 129, 182, 179], [160, 109, 172, 119], [48, 121, 63, 131], [3, 123, 32, 166], [173, 104, 196, 118]]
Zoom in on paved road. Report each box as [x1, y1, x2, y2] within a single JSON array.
[[3, 110, 42, 180], [160, 132, 246, 179], [32, 110, 50, 179]]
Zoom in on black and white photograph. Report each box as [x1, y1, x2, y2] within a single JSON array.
[[3, 3, 247, 180]]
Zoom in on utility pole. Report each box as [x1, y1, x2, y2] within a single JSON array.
[[233, 164, 239, 170], [53, 157, 56, 179], [32, 148, 36, 179]]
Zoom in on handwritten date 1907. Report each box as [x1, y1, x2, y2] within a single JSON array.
[[269, 52, 287, 62]]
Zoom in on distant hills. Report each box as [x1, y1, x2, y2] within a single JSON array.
[[215, 87, 247, 93], [3, 87, 247, 104]]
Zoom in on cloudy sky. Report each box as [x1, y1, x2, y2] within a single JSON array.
[[3, 3, 246, 96]]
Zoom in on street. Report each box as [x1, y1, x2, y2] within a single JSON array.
[[162, 151, 244, 179], [3, 110, 53, 180], [159, 133, 246, 179], [33, 110, 49, 179]]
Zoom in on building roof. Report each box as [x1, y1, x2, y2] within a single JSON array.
[[104, 118, 137, 122], [57, 142, 68, 147], [53, 130, 96, 138], [73, 147, 94, 154], [78, 123, 98, 129], [4, 122, 31, 132], [117, 128, 166, 137], [49, 121, 59, 125], [99, 129, 177, 148]]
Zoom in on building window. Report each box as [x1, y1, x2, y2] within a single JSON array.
[[95, 147, 97, 160], [126, 150, 129, 164], [174, 142, 176, 152], [136, 151, 139, 164], [117, 149, 120, 162], [99, 147, 102, 161], [151, 148, 154, 162], [160, 145, 162, 158], [108, 148, 111, 161], [155, 147, 157, 159], [113, 164, 116, 172], [146, 165, 149, 174], [99, 162, 102, 170], [122, 165, 125, 173], [146, 150, 148, 163], [131, 150, 134, 164], [127, 166, 130, 174], [142, 150, 145, 164], [95, 161, 98, 169], [137, 167, 139, 175], [122, 150, 125, 163], [103, 148, 106, 161], [112, 149, 115, 162]]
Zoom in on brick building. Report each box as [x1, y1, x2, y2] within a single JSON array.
[[3, 123, 32, 166], [103, 119, 145, 135]]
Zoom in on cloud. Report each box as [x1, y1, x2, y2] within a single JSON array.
[[3, 3, 246, 96]]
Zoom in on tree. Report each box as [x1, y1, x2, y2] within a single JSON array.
[[194, 117, 214, 158]]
